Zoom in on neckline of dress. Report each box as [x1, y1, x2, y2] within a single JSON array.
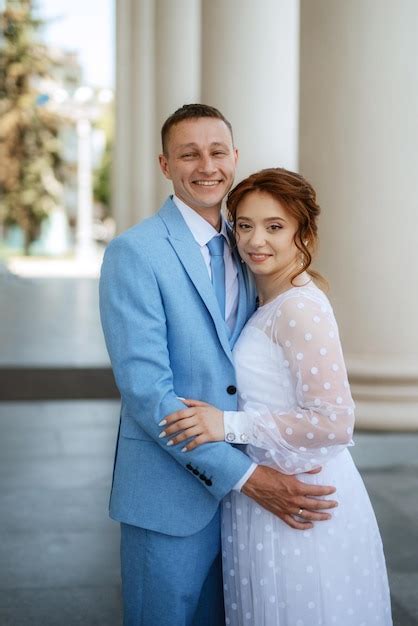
[[257, 279, 313, 310]]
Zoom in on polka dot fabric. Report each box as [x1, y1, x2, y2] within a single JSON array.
[[223, 282, 355, 473], [222, 282, 392, 625]]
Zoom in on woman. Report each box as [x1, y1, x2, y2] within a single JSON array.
[[161, 168, 392, 626]]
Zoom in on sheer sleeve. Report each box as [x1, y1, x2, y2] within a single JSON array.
[[224, 290, 355, 473]]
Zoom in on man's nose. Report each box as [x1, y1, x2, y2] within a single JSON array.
[[197, 155, 216, 174]]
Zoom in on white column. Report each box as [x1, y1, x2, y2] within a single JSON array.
[[113, 0, 155, 232], [300, 0, 418, 429], [76, 118, 94, 258], [114, 0, 202, 229], [202, 0, 300, 180], [155, 0, 201, 206]]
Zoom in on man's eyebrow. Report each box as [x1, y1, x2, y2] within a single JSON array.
[[175, 143, 198, 150], [175, 141, 229, 150]]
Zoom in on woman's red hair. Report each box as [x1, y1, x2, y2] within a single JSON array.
[[226, 167, 327, 289]]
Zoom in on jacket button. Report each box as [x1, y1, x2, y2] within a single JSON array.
[[199, 474, 206, 481], [205, 479, 212, 486], [192, 468, 199, 475], [186, 464, 193, 471], [227, 385, 237, 395]]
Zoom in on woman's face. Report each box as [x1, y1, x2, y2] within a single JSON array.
[[235, 190, 300, 279]]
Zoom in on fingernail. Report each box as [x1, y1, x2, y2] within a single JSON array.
[[158, 431, 166, 438], [181, 446, 187, 452], [166, 440, 174, 446], [158, 419, 167, 426]]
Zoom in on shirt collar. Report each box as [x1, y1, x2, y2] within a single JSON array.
[[173, 195, 229, 248]]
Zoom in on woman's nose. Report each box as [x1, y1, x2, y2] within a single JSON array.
[[248, 229, 266, 247]]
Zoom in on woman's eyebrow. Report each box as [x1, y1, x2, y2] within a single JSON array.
[[236, 216, 287, 223]]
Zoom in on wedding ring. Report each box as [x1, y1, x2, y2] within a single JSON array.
[[298, 508, 304, 516]]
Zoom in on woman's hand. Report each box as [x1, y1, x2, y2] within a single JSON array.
[[159, 399, 225, 451]]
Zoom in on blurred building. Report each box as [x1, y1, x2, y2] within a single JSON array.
[[33, 46, 114, 246], [113, 0, 418, 431], [48, 47, 83, 91]]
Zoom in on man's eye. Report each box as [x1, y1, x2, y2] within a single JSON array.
[[181, 153, 196, 159], [213, 151, 226, 156]]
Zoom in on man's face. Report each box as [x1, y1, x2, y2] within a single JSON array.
[[159, 117, 238, 217]]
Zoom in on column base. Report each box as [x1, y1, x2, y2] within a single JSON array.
[[347, 355, 418, 431]]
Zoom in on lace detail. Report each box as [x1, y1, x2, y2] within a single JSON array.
[[224, 282, 355, 473]]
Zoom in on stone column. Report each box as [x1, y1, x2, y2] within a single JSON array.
[[202, 0, 300, 179], [300, 0, 418, 429], [113, 0, 155, 231], [114, 0, 202, 229], [155, 0, 201, 206]]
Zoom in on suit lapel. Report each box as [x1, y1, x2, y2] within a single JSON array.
[[229, 236, 256, 346], [159, 199, 233, 363]]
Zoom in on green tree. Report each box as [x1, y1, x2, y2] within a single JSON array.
[[0, 0, 65, 253], [93, 108, 113, 215]]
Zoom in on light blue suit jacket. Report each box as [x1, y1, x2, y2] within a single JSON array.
[[99, 198, 257, 536]]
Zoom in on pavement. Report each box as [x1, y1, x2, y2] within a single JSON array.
[[0, 270, 117, 400], [0, 271, 417, 625]]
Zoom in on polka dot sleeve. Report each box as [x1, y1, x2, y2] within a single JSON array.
[[223, 291, 355, 473]]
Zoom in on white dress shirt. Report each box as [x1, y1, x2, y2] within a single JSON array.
[[173, 195, 257, 491], [173, 195, 238, 333]]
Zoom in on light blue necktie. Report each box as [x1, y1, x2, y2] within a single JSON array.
[[207, 235, 226, 319]]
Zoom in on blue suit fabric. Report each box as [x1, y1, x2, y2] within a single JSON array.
[[99, 198, 256, 624]]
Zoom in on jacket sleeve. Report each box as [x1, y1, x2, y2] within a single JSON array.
[[223, 293, 355, 474], [99, 237, 253, 499]]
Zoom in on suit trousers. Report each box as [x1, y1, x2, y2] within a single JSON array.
[[120, 509, 225, 626]]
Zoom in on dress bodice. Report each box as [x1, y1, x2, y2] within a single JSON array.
[[227, 281, 355, 472], [234, 323, 298, 414]]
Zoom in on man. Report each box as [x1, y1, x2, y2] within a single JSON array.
[[99, 104, 337, 626]]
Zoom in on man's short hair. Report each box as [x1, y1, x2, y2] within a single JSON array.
[[161, 103, 234, 154]]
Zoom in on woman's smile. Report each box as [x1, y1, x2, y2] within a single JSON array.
[[247, 252, 273, 263]]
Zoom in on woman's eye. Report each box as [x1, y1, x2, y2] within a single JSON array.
[[237, 223, 251, 230], [269, 224, 283, 231]]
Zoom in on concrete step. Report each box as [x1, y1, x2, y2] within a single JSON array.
[[0, 367, 119, 401], [0, 275, 119, 400]]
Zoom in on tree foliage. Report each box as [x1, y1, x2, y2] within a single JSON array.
[[0, 0, 66, 252], [93, 108, 113, 215]]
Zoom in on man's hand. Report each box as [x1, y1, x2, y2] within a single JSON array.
[[242, 465, 337, 530]]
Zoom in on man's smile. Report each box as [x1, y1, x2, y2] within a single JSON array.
[[192, 180, 222, 187]]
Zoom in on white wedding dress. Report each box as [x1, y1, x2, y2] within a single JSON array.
[[221, 281, 392, 626]]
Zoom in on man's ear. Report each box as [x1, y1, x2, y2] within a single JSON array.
[[159, 153, 171, 180], [233, 147, 239, 166]]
